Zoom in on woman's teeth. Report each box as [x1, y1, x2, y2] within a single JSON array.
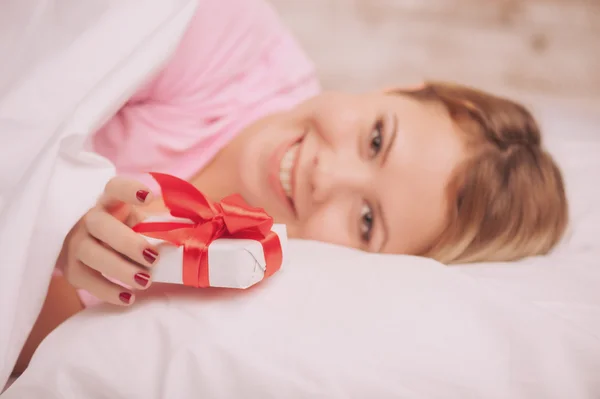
[[279, 143, 300, 199]]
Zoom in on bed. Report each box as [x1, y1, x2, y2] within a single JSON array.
[[1, 0, 599, 397]]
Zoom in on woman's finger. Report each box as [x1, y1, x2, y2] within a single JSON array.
[[64, 260, 135, 306], [123, 206, 149, 228], [84, 209, 159, 268], [98, 176, 153, 209], [75, 235, 152, 290]]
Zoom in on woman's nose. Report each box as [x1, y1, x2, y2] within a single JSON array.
[[310, 153, 369, 203]]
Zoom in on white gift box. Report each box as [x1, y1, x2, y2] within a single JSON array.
[[139, 216, 288, 289]]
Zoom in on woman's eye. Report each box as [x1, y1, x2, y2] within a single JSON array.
[[360, 203, 374, 242], [369, 119, 384, 157]]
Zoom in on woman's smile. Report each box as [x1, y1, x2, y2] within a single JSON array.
[[268, 133, 305, 218]]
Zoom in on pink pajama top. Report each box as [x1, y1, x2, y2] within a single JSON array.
[[75, 0, 321, 306], [92, 0, 321, 193]]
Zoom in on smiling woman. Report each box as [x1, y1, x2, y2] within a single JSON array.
[[67, 0, 568, 307], [190, 82, 567, 263]]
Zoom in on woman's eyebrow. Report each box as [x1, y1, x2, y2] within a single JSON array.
[[381, 113, 398, 165]]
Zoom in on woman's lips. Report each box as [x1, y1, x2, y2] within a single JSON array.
[[268, 134, 304, 217], [289, 143, 301, 202]]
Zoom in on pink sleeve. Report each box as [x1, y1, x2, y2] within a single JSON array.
[[91, 77, 208, 173], [92, 0, 319, 189]]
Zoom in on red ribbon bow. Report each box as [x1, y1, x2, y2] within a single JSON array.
[[133, 173, 283, 288]]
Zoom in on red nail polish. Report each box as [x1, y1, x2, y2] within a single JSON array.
[[143, 248, 158, 264], [136, 190, 149, 202], [119, 292, 132, 304], [134, 272, 150, 287]]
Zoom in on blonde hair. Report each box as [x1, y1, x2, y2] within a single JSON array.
[[400, 82, 568, 264]]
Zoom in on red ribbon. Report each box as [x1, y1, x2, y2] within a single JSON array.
[[132, 173, 283, 288]]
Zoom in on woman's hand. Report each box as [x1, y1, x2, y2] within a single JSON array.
[[59, 176, 160, 306]]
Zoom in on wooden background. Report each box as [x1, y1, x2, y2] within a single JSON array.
[[268, 0, 600, 114]]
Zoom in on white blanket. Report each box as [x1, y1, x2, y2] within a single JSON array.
[[0, 0, 198, 387]]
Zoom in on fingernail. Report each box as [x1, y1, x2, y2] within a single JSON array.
[[119, 292, 133, 304], [143, 248, 158, 264], [136, 190, 149, 202], [134, 272, 150, 287]]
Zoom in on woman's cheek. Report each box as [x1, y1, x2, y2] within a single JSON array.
[[293, 208, 355, 248]]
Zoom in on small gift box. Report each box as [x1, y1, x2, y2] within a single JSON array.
[[133, 173, 288, 289]]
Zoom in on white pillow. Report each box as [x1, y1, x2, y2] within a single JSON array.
[[6, 241, 600, 398], [0, 0, 198, 387]]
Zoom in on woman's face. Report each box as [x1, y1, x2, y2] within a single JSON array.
[[228, 91, 466, 255]]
